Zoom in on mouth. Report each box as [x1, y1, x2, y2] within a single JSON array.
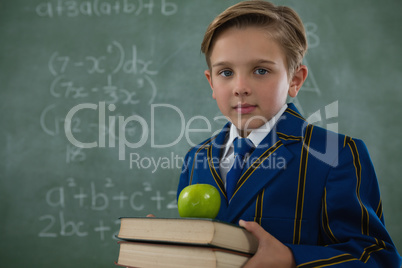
[[234, 103, 257, 114]]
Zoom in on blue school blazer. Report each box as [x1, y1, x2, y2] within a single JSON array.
[[177, 103, 401, 267]]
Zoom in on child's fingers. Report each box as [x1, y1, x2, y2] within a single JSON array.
[[239, 220, 268, 242]]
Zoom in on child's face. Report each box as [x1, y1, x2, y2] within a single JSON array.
[[205, 26, 299, 137]]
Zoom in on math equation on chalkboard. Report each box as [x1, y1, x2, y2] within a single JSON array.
[[38, 177, 177, 240], [36, 0, 178, 18], [46, 41, 158, 105]]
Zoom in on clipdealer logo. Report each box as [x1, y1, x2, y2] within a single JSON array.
[[64, 101, 340, 169], [64, 102, 224, 161], [305, 100, 339, 167]]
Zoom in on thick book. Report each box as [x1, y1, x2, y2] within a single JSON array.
[[115, 241, 251, 268], [117, 217, 258, 254]]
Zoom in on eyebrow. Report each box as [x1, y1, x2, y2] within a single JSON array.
[[211, 59, 277, 68]]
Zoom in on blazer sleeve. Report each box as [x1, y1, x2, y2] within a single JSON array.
[[287, 138, 402, 267]]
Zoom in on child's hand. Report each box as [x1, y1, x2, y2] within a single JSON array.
[[239, 220, 296, 268]]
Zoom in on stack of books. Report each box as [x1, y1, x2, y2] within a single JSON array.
[[114, 217, 258, 268]]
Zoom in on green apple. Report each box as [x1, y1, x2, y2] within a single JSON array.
[[178, 184, 221, 219]]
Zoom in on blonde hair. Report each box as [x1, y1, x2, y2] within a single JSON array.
[[201, 0, 307, 77]]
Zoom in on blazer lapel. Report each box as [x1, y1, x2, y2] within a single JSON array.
[[222, 130, 294, 222], [207, 122, 230, 199], [221, 103, 308, 222]]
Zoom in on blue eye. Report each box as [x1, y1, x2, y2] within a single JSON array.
[[255, 69, 268, 75], [220, 70, 233, 77]]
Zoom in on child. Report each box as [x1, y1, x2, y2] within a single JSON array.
[[177, 0, 402, 267]]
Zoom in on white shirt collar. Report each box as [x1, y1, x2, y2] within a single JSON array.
[[222, 103, 288, 158]]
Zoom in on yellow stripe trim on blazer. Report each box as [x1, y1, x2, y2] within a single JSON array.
[[254, 189, 264, 225], [231, 140, 283, 200], [189, 137, 215, 185], [298, 253, 357, 268], [286, 108, 306, 121], [322, 187, 339, 244], [206, 143, 226, 199], [277, 132, 303, 141], [346, 137, 370, 236], [359, 238, 386, 263], [343, 135, 349, 148], [376, 199, 383, 220], [296, 229, 386, 267], [293, 124, 313, 244]]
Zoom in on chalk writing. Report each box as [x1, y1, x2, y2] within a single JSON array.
[[38, 212, 89, 238], [301, 59, 321, 95], [47, 41, 158, 105], [48, 74, 156, 104], [40, 102, 143, 164], [38, 177, 178, 240], [305, 22, 320, 49], [292, 22, 321, 115], [40, 104, 64, 136], [36, 0, 178, 18], [66, 144, 87, 163], [48, 42, 158, 77]]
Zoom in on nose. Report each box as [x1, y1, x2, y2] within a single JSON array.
[[233, 75, 251, 96]]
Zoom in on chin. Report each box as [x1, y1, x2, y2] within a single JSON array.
[[233, 119, 268, 135]]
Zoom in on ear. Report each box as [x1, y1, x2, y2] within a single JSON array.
[[288, 65, 308, 98], [204, 70, 216, 99]]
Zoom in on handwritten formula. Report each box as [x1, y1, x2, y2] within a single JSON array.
[[47, 41, 158, 104], [36, 0, 178, 18], [38, 178, 177, 240]]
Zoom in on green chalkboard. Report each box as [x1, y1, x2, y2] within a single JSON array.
[[1, 0, 401, 267]]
